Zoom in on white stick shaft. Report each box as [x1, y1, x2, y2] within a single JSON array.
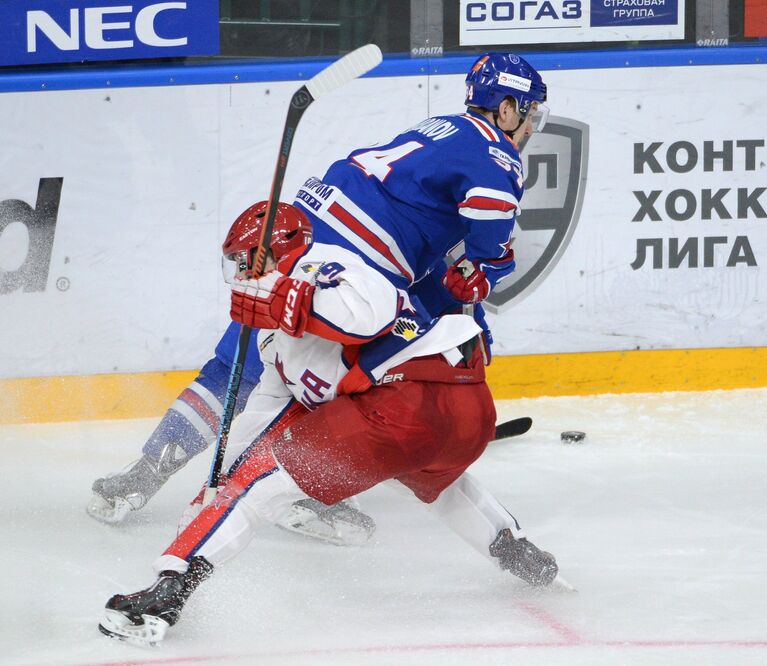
[[305, 44, 383, 100]]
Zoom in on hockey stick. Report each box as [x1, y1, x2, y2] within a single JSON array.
[[492, 416, 532, 441], [204, 45, 384, 505]]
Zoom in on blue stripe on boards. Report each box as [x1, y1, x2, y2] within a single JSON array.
[[1, 45, 764, 94]]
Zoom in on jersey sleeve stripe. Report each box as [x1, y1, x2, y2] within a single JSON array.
[[327, 199, 414, 282], [463, 186, 519, 205], [459, 186, 519, 220], [459, 196, 517, 212], [458, 207, 517, 221]]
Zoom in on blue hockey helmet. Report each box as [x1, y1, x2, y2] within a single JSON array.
[[465, 53, 547, 121]]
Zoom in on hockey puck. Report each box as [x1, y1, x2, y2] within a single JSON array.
[[561, 431, 586, 444]]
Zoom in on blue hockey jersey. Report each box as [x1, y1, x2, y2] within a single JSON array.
[[293, 109, 523, 290]]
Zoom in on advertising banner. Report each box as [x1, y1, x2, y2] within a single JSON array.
[[745, 0, 767, 38], [0, 76, 430, 379], [459, 0, 686, 45], [416, 63, 766, 356], [0, 0, 219, 67]]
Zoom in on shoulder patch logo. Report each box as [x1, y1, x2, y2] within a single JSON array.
[[392, 317, 421, 341], [489, 146, 513, 164], [299, 262, 323, 274]]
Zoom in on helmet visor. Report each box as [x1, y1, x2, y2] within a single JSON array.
[[221, 251, 249, 284], [529, 103, 549, 133]]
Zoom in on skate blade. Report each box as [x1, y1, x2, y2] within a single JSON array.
[[549, 574, 578, 593], [276, 506, 373, 547], [87, 496, 133, 524], [277, 519, 372, 546], [98, 609, 169, 647]]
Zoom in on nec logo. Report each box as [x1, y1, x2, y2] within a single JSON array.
[[28, 3, 188, 52], [0, 1, 219, 66]]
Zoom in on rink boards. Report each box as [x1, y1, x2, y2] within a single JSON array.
[[2, 346, 767, 424], [1, 49, 766, 422]]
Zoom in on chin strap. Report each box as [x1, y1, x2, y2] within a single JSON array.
[[491, 110, 524, 141]]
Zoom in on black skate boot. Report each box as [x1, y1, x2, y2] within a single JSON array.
[[98, 556, 213, 646], [489, 528, 559, 587], [87, 442, 189, 524]]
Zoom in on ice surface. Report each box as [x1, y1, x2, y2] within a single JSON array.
[[2, 389, 766, 665]]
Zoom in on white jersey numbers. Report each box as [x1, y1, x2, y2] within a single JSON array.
[[352, 141, 424, 181]]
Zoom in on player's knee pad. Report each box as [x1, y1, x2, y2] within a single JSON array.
[[238, 465, 309, 524]]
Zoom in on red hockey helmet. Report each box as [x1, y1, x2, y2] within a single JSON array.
[[222, 201, 312, 279]]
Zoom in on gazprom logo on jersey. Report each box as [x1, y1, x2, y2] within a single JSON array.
[[0, 1, 219, 66], [484, 117, 589, 313]]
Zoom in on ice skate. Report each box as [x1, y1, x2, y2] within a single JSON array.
[[87, 443, 189, 523], [98, 556, 212, 647], [276, 497, 376, 546], [489, 528, 559, 587]]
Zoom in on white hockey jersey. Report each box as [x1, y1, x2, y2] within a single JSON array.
[[223, 241, 481, 470]]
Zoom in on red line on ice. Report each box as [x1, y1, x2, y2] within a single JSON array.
[[64, 638, 767, 666], [516, 600, 584, 643]]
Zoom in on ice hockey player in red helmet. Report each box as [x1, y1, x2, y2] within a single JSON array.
[[98, 197, 561, 646], [222, 200, 313, 279], [88, 199, 375, 546]]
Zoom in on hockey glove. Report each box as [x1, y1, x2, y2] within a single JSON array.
[[442, 256, 491, 304], [231, 272, 314, 337]]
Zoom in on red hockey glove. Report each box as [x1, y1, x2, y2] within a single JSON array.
[[442, 256, 491, 304], [231, 271, 314, 337]]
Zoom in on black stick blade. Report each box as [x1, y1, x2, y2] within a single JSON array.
[[493, 417, 533, 441]]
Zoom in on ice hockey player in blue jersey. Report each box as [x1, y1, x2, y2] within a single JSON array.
[[86, 51, 545, 540], [293, 52, 548, 305]]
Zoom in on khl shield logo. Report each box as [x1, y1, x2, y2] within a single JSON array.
[[484, 116, 589, 313]]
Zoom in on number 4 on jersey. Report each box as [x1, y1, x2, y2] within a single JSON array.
[[352, 141, 423, 181]]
